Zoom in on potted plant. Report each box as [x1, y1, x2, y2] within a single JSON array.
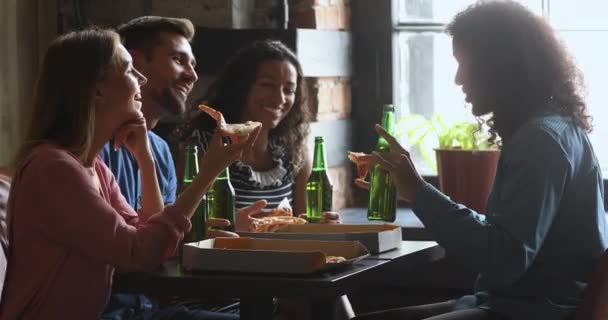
[[395, 114, 500, 213]]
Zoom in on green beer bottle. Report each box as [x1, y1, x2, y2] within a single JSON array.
[[206, 167, 236, 232], [182, 145, 207, 243], [367, 104, 397, 222], [306, 136, 333, 222]]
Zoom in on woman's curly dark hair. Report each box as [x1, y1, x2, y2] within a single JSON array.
[[447, 0, 591, 144], [176, 40, 310, 173]]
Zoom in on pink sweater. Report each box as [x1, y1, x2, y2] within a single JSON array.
[[0, 145, 191, 319]]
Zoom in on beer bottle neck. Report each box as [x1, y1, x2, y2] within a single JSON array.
[[377, 108, 395, 149], [183, 146, 199, 183], [312, 140, 328, 171]]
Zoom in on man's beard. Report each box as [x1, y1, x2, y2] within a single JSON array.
[[153, 87, 186, 116]]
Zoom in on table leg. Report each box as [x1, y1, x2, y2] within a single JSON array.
[[240, 296, 274, 320], [310, 297, 341, 320]]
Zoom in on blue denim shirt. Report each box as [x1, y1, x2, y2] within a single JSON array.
[[413, 114, 608, 319], [99, 131, 177, 210]]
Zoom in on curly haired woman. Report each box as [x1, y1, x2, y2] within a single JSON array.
[[354, 1, 607, 320], [173, 40, 338, 222], [171, 39, 349, 320]]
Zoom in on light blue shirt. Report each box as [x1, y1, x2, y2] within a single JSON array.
[[99, 131, 177, 209], [413, 114, 608, 319]]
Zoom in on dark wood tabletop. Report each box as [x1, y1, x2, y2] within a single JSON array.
[[114, 258, 390, 299], [369, 240, 442, 261], [113, 241, 444, 320], [340, 208, 432, 240]]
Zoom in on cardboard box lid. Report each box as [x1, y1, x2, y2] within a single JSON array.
[[273, 223, 400, 233], [182, 237, 370, 274], [238, 224, 402, 254]]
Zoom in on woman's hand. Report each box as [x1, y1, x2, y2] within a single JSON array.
[[199, 126, 261, 177], [206, 218, 239, 238], [206, 200, 269, 238], [175, 128, 261, 223], [370, 124, 426, 203], [113, 117, 151, 164], [235, 200, 268, 232], [354, 179, 370, 191], [114, 117, 164, 219]]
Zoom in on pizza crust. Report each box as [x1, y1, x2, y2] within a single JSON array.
[[199, 104, 261, 143]]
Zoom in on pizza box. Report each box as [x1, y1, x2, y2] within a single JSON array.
[[182, 237, 369, 275], [238, 224, 402, 254]]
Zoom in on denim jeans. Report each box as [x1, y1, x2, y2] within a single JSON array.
[[100, 294, 239, 320]]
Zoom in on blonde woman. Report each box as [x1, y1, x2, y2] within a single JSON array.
[[0, 29, 257, 319]]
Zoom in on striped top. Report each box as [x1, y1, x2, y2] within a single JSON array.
[[197, 130, 294, 209]]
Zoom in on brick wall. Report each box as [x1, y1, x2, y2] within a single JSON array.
[[292, 1, 354, 210], [328, 165, 353, 210], [70, 0, 282, 29], [289, 0, 351, 30], [307, 77, 351, 121]]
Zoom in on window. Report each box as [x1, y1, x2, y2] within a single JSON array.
[[553, 1, 608, 178], [393, 0, 608, 175]]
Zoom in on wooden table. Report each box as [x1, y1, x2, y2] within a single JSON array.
[[113, 241, 444, 320], [369, 241, 440, 261], [340, 208, 432, 240]]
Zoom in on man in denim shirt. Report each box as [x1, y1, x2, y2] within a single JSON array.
[[355, 1, 607, 320]]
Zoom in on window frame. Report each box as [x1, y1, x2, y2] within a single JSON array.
[[351, 0, 607, 209], [352, 0, 608, 168], [351, 0, 394, 153]]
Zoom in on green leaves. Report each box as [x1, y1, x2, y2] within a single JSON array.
[[395, 113, 493, 172]]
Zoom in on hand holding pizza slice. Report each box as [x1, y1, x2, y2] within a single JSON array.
[[236, 199, 308, 233], [199, 104, 262, 143], [347, 151, 376, 185], [249, 198, 307, 232], [250, 215, 308, 233]]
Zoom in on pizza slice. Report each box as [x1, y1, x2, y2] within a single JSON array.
[[325, 256, 347, 263], [347, 151, 375, 184], [199, 104, 262, 143], [250, 216, 308, 233]]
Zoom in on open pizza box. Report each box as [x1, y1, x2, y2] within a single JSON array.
[[239, 224, 402, 254], [182, 237, 370, 275]]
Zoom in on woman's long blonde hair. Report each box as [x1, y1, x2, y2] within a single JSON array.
[[14, 29, 121, 168]]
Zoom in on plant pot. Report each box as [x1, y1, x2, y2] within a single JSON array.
[[435, 149, 500, 213]]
